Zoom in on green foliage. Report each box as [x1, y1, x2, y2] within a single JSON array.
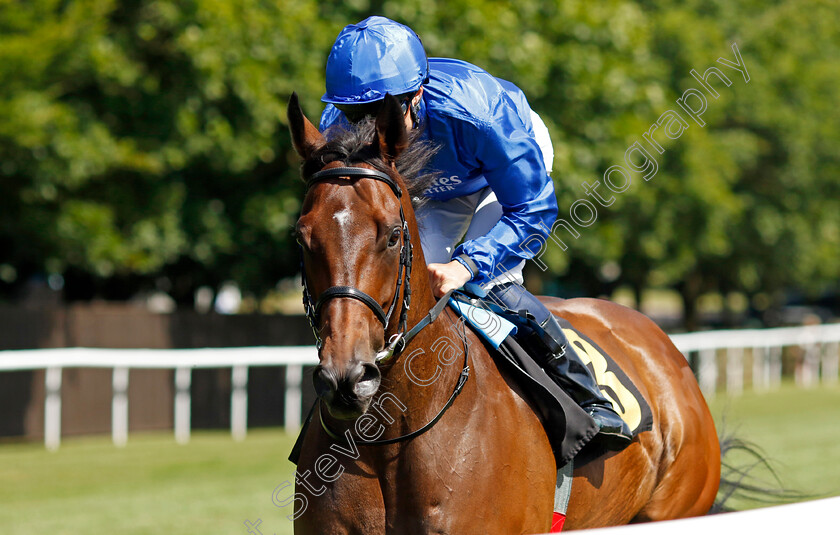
[[0, 0, 335, 302], [1, 0, 838, 316]]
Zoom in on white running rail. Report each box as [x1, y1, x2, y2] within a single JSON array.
[[0, 346, 319, 451], [670, 323, 840, 395], [574, 496, 840, 535], [1, 322, 838, 450]]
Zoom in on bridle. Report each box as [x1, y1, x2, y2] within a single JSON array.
[[300, 166, 413, 362], [298, 164, 470, 447]]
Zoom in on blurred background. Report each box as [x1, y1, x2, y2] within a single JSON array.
[[1, 0, 839, 533], [2, 0, 839, 325]]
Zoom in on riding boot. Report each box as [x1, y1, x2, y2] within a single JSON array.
[[486, 282, 633, 451], [538, 315, 633, 451]]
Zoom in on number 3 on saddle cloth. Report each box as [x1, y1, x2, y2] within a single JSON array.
[[448, 291, 653, 467]]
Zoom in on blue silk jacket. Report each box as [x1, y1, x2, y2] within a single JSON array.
[[320, 58, 558, 285]]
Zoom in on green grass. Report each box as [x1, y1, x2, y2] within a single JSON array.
[[707, 381, 840, 507], [1, 383, 838, 533], [0, 429, 300, 535]]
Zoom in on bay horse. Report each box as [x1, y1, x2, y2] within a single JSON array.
[[288, 92, 720, 534]]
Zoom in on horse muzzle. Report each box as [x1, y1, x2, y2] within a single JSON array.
[[313, 360, 382, 419]]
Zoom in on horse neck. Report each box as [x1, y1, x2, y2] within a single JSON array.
[[397, 188, 444, 342], [376, 192, 469, 428]]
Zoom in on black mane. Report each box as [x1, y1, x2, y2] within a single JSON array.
[[302, 120, 439, 209]]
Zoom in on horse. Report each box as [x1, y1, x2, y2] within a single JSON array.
[[287, 92, 721, 534]]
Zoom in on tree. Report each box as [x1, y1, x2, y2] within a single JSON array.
[[2, 0, 838, 326], [0, 0, 337, 304]]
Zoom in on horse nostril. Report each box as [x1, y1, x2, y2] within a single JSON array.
[[313, 365, 338, 400], [353, 362, 381, 399]]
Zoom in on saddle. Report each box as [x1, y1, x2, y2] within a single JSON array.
[[448, 292, 653, 467]]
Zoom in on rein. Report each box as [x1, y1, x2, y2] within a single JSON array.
[[319, 308, 470, 446], [300, 165, 471, 446]]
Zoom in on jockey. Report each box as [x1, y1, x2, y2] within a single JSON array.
[[319, 16, 632, 450]]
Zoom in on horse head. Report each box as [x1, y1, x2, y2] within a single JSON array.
[[288, 92, 435, 420]]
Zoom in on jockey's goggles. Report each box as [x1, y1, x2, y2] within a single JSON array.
[[335, 98, 410, 124]]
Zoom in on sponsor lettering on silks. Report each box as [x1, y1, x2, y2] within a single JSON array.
[[425, 175, 463, 194]]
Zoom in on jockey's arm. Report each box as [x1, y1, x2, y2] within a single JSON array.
[[321, 96, 558, 298], [445, 100, 558, 291]]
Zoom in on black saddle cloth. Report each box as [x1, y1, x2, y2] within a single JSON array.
[[490, 335, 601, 466]]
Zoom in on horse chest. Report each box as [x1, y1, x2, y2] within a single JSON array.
[[372, 424, 547, 532]]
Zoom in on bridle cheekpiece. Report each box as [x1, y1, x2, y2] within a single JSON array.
[[297, 164, 469, 448], [300, 166, 413, 362]]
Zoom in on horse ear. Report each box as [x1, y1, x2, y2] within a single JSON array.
[[375, 94, 409, 164], [287, 92, 326, 160]]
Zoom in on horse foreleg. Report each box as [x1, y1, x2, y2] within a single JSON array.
[[293, 429, 387, 535]]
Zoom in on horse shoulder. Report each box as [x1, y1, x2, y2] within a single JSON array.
[[412, 324, 556, 534], [439, 324, 557, 533]]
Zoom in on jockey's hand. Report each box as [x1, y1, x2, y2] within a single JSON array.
[[428, 260, 472, 298]]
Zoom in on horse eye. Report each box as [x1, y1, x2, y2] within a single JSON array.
[[388, 227, 401, 247]]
